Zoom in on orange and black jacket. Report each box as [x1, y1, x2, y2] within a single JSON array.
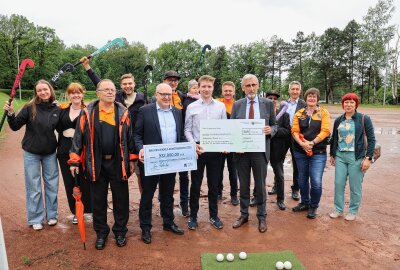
[[68, 100, 138, 181], [292, 106, 331, 154]]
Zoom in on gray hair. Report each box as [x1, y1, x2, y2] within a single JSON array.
[[187, 79, 198, 91], [288, 81, 302, 91], [241, 74, 258, 86]]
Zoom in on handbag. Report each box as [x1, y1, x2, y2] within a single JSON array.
[[362, 114, 381, 162]]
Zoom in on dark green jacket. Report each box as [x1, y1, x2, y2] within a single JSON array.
[[330, 111, 376, 160]]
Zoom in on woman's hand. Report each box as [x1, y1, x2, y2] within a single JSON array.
[[361, 158, 372, 172], [330, 156, 336, 166], [301, 140, 313, 153], [3, 101, 14, 114]]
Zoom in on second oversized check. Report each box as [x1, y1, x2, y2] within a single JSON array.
[[144, 142, 197, 176], [200, 119, 265, 152]]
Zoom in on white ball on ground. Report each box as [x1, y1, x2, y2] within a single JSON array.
[[276, 261, 284, 270], [216, 253, 224, 262], [226, 253, 234, 262], [283, 261, 292, 269], [239, 251, 247, 260]]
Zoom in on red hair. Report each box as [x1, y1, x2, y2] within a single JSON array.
[[342, 93, 359, 109]]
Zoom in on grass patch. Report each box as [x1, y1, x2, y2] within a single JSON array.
[[201, 250, 306, 270], [21, 255, 32, 266]]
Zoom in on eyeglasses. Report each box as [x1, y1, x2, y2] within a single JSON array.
[[166, 78, 179, 83], [98, 88, 116, 93], [244, 83, 258, 88], [157, 92, 172, 98]]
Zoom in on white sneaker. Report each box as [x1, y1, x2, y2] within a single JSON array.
[[32, 224, 43, 231], [329, 212, 343, 219], [345, 213, 356, 221], [72, 215, 78, 224], [47, 218, 58, 226]]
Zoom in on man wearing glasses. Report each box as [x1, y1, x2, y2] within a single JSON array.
[[163, 70, 190, 218], [134, 83, 187, 244], [69, 79, 136, 250], [231, 74, 277, 233]]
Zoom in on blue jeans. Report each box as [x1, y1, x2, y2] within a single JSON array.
[[24, 151, 59, 225], [293, 151, 327, 208]]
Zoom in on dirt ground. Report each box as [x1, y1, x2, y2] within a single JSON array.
[[0, 106, 399, 270]]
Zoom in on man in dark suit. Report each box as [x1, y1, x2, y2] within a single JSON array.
[[231, 74, 277, 233], [266, 90, 291, 210], [133, 83, 187, 244], [284, 81, 306, 201]]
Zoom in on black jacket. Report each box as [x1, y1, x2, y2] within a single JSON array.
[[133, 103, 186, 152], [69, 100, 136, 181], [270, 110, 291, 162], [8, 102, 60, 155]]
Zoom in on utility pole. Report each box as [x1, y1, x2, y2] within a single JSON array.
[[383, 34, 393, 106]]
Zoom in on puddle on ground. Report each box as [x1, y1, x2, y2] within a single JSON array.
[[374, 128, 400, 135]]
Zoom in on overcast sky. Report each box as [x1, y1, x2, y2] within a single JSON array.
[[2, 0, 399, 50]]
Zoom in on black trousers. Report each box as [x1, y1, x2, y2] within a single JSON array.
[[91, 158, 129, 238], [179, 171, 189, 205], [190, 152, 221, 219], [270, 159, 285, 202], [58, 155, 92, 214], [218, 153, 238, 197], [139, 163, 176, 231], [290, 141, 299, 191]]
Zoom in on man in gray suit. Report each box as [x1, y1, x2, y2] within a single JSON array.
[[231, 74, 277, 233]]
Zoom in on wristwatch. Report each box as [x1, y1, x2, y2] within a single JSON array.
[[366, 156, 372, 161]]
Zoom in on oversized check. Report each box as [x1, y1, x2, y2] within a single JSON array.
[[200, 119, 265, 152], [143, 142, 197, 176]]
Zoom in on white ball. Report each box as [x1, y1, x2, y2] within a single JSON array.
[[283, 261, 292, 269], [216, 253, 224, 262], [276, 261, 284, 270], [239, 251, 247, 260], [226, 253, 234, 262]]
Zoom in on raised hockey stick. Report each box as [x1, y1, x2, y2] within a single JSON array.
[[0, 59, 35, 131]]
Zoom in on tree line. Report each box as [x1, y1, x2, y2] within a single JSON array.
[[0, 0, 399, 104]]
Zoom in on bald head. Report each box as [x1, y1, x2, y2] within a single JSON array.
[[156, 83, 173, 110]]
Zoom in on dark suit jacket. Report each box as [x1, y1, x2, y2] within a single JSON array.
[[133, 103, 186, 152], [230, 97, 277, 162], [270, 110, 291, 162]]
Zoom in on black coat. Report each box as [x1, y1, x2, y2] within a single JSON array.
[[133, 103, 187, 151], [270, 110, 291, 162]]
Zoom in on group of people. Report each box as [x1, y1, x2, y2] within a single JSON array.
[[3, 59, 376, 250]]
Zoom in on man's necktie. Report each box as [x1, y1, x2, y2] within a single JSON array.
[[248, 100, 254, 119]]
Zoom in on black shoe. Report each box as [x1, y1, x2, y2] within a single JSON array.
[[277, 201, 286, 210], [268, 185, 277, 195], [115, 235, 127, 247], [95, 237, 106, 250], [307, 207, 317, 219], [231, 196, 239, 206], [180, 204, 190, 217], [291, 189, 300, 201], [163, 224, 184, 235], [249, 197, 256, 207], [292, 203, 309, 212], [141, 230, 151, 244]]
